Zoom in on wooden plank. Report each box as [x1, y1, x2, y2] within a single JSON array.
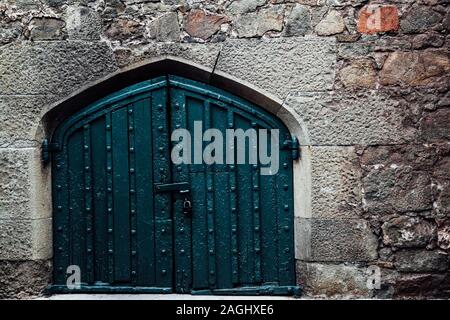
[[67, 129, 87, 282], [227, 110, 239, 285], [259, 130, 279, 284], [127, 103, 138, 285], [105, 113, 114, 283], [90, 117, 108, 283], [211, 105, 232, 289], [171, 89, 192, 293], [83, 124, 94, 283], [134, 97, 155, 286], [277, 150, 295, 285], [234, 115, 254, 285], [111, 107, 131, 283], [152, 87, 173, 289], [52, 149, 70, 284]]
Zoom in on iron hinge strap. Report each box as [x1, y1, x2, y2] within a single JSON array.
[[42, 139, 60, 164], [281, 136, 300, 160]]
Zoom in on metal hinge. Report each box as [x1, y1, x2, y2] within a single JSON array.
[[281, 136, 300, 160], [41, 139, 59, 164]]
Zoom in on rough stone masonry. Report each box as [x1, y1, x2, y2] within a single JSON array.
[[0, 0, 449, 299]]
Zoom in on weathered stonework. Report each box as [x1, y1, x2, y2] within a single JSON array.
[[0, 0, 448, 299], [216, 37, 336, 99]]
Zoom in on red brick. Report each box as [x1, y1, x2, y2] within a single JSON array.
[[358, 5, 399, 34]]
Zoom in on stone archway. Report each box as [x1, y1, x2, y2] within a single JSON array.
[[32, 57, 312, 293]]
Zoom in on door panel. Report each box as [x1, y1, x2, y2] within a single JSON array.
[[51, 76, 296, 295]]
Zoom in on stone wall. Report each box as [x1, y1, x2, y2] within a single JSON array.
[[0, 0, 448, 298]]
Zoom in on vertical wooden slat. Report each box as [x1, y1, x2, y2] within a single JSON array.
[[204, 101, 217, 288], [277, 149, 295, 285], [52, 150, 70, 284], [252, 123, 262, 284], [127, 103, 138, 285], [227, 110, 239, 285], [187, 96, 208, 290], [90, 117, 108, 283], [68, 130, 86, 282], [152, 87, 173, 288], [171, 88, 192, 293], [134, 97, 155, 286], [212, 105, 232, 289], [112, 108, 131, 282], [105, 113, 114, 283], [235, 115, 254, 285], [259, 129, 278, 283], [83, 124, 94, 283]]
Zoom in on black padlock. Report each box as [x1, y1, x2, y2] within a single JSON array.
[[182, 197, 192, 217]]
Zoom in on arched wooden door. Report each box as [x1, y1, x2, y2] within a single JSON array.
[[49, 76, 299, 295]]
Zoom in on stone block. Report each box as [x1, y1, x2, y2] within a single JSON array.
[[315, 10, 345, 36], [225, 0, 266, 15], [394, 250, 447, 272], [0, 41, 118, 96], [357, 5, 399, 34], [65, 6, 102, 40], [380, 50, 449, 87], [382, 216, 437, 248], [0, 148, 50, 221], [392, 273, 448, 298], [0, 260, 51, 299], [363, 167, 432, 214], [148, 12, 181, 42], [184, 9, 229, 40], [0, 218, 32, 260], [234, 6, 284, 38], [400, 5, 443, 34], [309, 146, 362, 219], [0, 96, 56, 148], [29, 18, 65, 41], [284, 91, 415, 145], [115, 42, 221, 69], [420, 108, 450, 142], [296, 217, 378, 262], [296, 261, 370, 297], [339, 59, 377, 89], [284, 4, 311, 37], [0, 217, 51, 261], [215, 37, 336, 99]]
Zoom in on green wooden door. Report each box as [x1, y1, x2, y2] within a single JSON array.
[[50, 76, 298, 295]]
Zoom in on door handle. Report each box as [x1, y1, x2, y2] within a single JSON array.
[[154, 182, 190, 194]]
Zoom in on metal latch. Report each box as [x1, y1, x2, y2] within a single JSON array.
[[42, 139, 59, 164], [154, 182, 190, 194], [281, 136, 300, 160]]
